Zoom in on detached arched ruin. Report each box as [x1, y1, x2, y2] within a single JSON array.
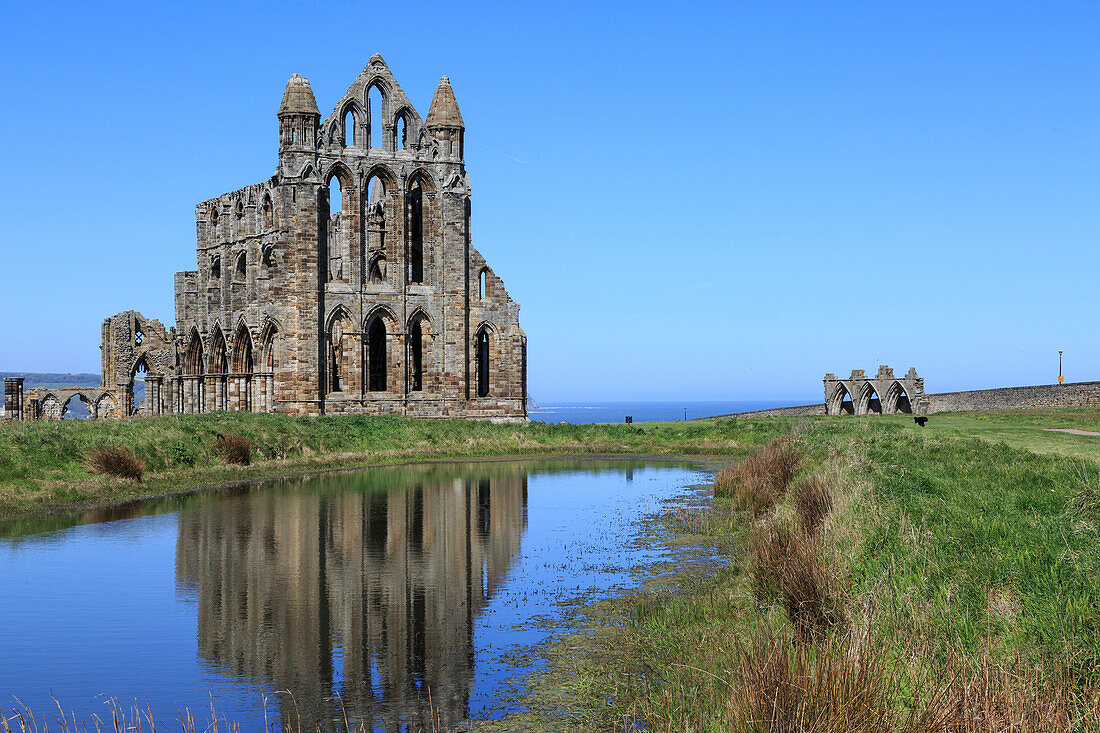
[[8, 311, 177, 420], [824, 366, 927, 416], [5, 56, 527, 422]]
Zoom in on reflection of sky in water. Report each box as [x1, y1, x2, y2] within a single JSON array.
[[0, 461, 702, 731], [468, 466, 696, 718]]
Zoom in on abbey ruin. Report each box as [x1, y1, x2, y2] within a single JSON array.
[[824, 366, 927, 416], [4, 56, 527, 421]]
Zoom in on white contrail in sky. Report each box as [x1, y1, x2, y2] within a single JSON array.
[[468, 139, 526, 165]]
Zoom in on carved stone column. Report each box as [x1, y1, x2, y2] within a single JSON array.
[[146, 376, 163, 416], [4, 377, 25, 420]]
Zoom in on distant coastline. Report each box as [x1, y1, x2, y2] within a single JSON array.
[[1, 372, 100, 389], [529, 400, 820, 424]]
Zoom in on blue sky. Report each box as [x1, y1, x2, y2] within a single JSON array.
[[1, 1, 1097, 401]]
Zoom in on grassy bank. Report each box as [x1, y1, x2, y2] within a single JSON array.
[[550, 410, 1100, 731], [0, 412, 786, 516], [828, 408, 1100, 461], [2, 408, 1099, 729]]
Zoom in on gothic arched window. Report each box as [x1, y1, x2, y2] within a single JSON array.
[[343, 109, 356, 147], [409, 181, 424, 284], [367, 317, 387, 392], [476, 329, 490, 398], [409, 320, 423, 392]]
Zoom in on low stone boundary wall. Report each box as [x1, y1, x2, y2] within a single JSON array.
[[714, 380, 1100, 419], [925, 381, 1100, 413], [712, 403, 825, 419]]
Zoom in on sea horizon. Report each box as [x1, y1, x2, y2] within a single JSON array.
[[528, 399, 820, 424]]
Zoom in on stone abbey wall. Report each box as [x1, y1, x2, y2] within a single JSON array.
[[819, 367, 1098, 417], [824, 366, 927, 415], [718, 371, 1100, 419], [715, 404, 826, 419], [8, 56, 527, 422], [925, 381, 1100, 413]]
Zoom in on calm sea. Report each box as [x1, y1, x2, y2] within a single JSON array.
[[527, 400, 818, 424]]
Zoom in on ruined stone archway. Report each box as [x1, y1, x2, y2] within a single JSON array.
[[884, 381, 913, 414], [857, 383, 883, 415], [366, 315, 388, 393], [255, 320, 280, 412], [362, 306, 397, 397], [827, 383, 855, 416], [181, 328, 206, 414], [473, 322, 498, 400], [128, 354, 150, 416], [232, 322, 255, 412], [208, 325, 229, 412], [61, 393, 92, 420], [823, 367, 926, 416], [325, 308, 353, 397], [95, 393, 117, 419], [406, 309, 435, 396]]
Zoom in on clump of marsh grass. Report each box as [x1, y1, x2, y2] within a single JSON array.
[[714, 436, 801, 514], [728, 629, 894, 732], [793, 473, 835, 536], [84, 446, 144, 481], [1066, 459, 1100, 520], [725, 630, 1100, 732], [918, 650, 1099, 732], [213, 432, 252, 465], [1, 691, 454, 733], [749, 520, 846, 639], [713, 462, 739, 496]]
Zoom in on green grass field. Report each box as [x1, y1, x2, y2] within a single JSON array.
[[579, 410, 1100, 731], [1, 408, 1098, 729], [1, 406, 1095, 515], [0, 411, 787, 516], [879, 408, 1100, 460]]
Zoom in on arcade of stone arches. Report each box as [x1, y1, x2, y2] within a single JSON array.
[[321, 309, 497, 403], [6, 305, 503, 421], [823, 366, 927, 417], [176, 320, 278, 415]]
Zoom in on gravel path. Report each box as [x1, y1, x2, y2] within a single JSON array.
[[1042, 428, 1100, 437]]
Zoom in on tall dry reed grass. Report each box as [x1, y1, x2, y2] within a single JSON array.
[[728, 628, 894, 731], [749, 520, 846, 639], [1067, 459, 1100, 519], [213, 433, 252, 465], [1, 693, 451, 733], [714, 436, 801, 513], [84, 446, 144, 481], [793, 473, 835, 536], [725, 629, 1100, 732]]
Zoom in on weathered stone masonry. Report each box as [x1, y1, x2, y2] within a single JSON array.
[[720, 368, 1100, 419], [822, 367, 1100, 416], [11, 56, 527, 421], [924, 381, 1100, 412], [824, 366, 927, 416], [814, 367, 1098, 417]]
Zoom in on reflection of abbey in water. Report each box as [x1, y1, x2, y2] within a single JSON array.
[[174, 465, 527, 730]]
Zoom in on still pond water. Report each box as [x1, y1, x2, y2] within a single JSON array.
[[0, 460, 704, 731]]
